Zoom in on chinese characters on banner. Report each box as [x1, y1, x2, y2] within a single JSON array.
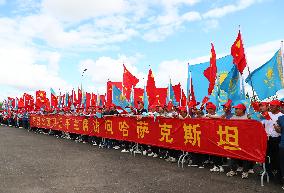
[[30, 115, 267, 163]]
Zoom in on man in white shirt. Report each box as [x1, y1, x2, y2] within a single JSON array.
[[263, 100, 283, 181]]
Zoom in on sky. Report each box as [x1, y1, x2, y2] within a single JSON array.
[[0, 0, 283, 100]]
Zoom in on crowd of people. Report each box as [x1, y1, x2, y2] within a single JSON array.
[[0, 99, 284, 190]]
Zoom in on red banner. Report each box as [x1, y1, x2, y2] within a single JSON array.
[[30, 115, 267, 162]]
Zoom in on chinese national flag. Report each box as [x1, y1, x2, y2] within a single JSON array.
[[51, 93, 58, 108], [203, 43, 217, 95], [231, 30, 247, 74], [173, 83, 181, 103], [123, 64, 139, 100], [107, 81, 122, 105], [86, 92, 91, 108], [181, 89, 187, 107], [134, 88, 143, 108], [18, 97, 24, 108], [91, 93, 97, 107], [36, 90, 47, 109], [146, 69, 156, 106], [155, 88, 167, 106], [77, 88, 82, 105]]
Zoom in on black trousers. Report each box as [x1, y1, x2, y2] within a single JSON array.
[[266, 137, 281, 176], [279, 146, 284, 184]]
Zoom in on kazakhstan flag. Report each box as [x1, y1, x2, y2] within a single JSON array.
[[245, 49, 284, 100], [220, 65, 242, 103], [112, 85, 130, 109], [188, 55, 234, 104]]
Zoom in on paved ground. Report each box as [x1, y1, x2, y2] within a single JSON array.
[[0, 125, 282, 193]]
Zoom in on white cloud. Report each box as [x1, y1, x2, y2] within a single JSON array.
[[0, 17, 70, 99], [41, 0, 129, 22], [78, 54, 146, 93], [0, 46, 69, 91], [203, 0, 258, 19]]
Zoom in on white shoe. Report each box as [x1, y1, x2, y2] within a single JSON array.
[[148, 152, 154, 157], [142, 150, 147, 156], [134, 150, 141, 154], [188, 164, 198, 167], [170, 157, 177, 162], [153, 153, 158, 158], [241, 172, 248, 179], [113, 146, 120, 150], [219, 166, 224, 173], [210, 166, 219, 172], [198, 165, 205, 169], [226, 170, 237, 177], [236, 167, 243, 172], [121, 149, 129, 153], [165, 157, 171, 162], [204, 160, 210, 164], [248, 169, 254, 174]]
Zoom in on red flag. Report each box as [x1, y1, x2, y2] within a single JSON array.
[[262, 111, 271, 120], [203, 43, 217, 95], [123, 64, 139, 100], [146, 69, 157, 106], [155, 88, 168, 106], [200, 96, 210, 110], [107, 81, 122, 105], [173, 83, 181, 103], [86, 92, 91, 108], [51, 93, 58, 108], [36, 90, 47, 109], [231, 30, 247, 74], [18, 97, 24, 108], [77, 88, 82, 106], [91, 93, 97, 107], [134, 88, 143, 108], [181, 89, 187, 107]]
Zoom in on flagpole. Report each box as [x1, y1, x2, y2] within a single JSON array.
[[238, 26, 257, 101]]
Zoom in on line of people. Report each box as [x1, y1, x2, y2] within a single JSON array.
[[0, 99, 283, 190]]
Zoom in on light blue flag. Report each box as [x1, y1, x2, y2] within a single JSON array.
[[65, 93, 69, 107], [167, 81, 179, 106], [112, 85, 130, 109], [220, 65, 241, 103], [188, 55, 234, 104], [143, 86, 149, 111], [245, 49, 284, 100], [50, 88, 56, 95]]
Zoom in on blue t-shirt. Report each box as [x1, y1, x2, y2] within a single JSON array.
[[277, 115, 284, 148]]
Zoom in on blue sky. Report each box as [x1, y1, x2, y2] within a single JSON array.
[[0, 0, 283, 100]]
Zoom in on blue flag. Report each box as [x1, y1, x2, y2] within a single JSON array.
[[220, 65, 241, 103], [112, 85, 130, 109], [245, 49, 284, 100], [188, 55, 234, 104], [65, 93, 69, 107], [167, 81, 179, 106], [143, 86, 149, 111]]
